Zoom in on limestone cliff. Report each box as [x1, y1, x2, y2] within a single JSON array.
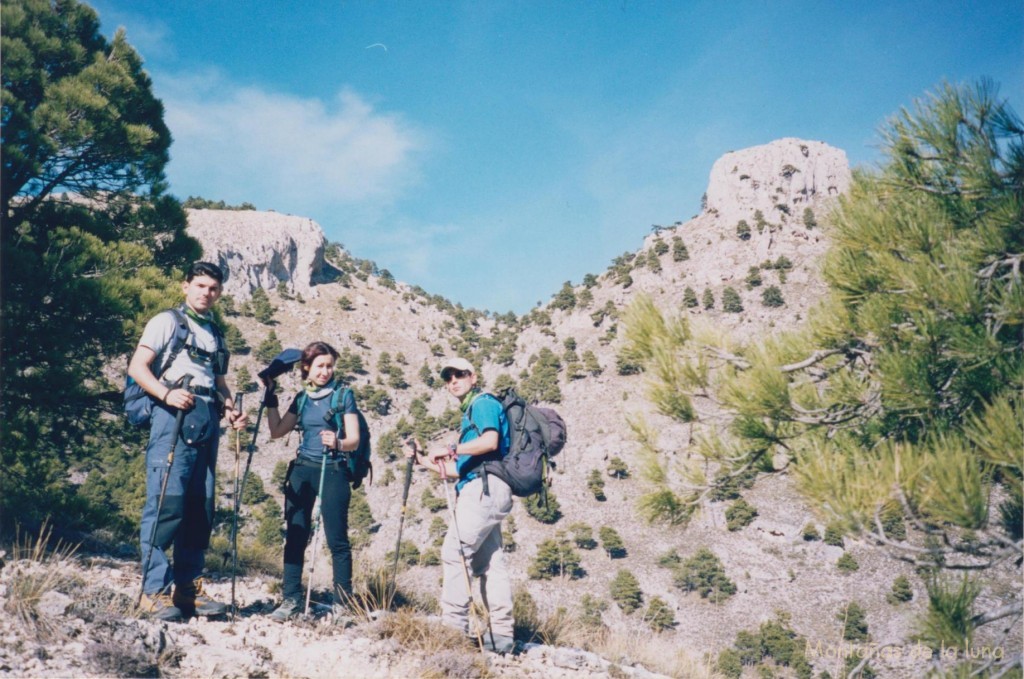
[[185, 209, 331, 298]]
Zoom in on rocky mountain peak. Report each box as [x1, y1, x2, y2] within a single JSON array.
[[186, 208, 332, 299], [703, 138, 850, 227]]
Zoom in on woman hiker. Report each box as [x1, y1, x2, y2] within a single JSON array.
[[262, 341, 359, 621]]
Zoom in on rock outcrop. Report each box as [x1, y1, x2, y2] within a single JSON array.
[[186, 209, 332, 299], [704, 138, 850, 227]]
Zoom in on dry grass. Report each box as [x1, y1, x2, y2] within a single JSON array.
[[592, 629, 720, 679], [208, 533, 283, 577], [3, 522, 82, 640], [375, 610, 485, 679], [376, 609, 469, 651]]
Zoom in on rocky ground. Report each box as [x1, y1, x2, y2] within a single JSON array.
[[0, 548, 689, 678]]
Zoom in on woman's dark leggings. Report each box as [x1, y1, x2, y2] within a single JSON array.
[[282, 457, 352, 602]]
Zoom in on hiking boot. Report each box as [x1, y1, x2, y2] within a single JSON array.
[[173, 578, 227, 617], [482, 634, 516, 655], [140, 592, 184, 622], [270, 598, 302, 623]]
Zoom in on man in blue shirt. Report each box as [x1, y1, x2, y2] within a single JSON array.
[[406, 357, 514, 654]]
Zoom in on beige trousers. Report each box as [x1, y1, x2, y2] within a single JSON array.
[[440, 475, 514, 637]]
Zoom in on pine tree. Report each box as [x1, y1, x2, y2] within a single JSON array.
[[599, 526, 626, 558], [682, 287, 699, 308], [569, 522, 598, 550], [550, 281, 577, 311], [610, 569, 643, 614], [255, 330, 283, 362], [235, 366, 256, 394], [760, 285, 784, 307], [643, 596, 677, 632], [1, 0, 198, 532], [675, 547, 736, 603], [672, 236, 690, 261], [722, 287, 744, 313], [524, 492, 562, 524], [528, 538, 583, 580], [223, 323, 250, 354], [802, 207, 817, 229], [587, 469, 606, 501], [250, 287, 276, 324], [736, 220, 752, 240], [582, 350, 603, 376], [702, 288, 715, 309], [621, 81, 1023, 658]]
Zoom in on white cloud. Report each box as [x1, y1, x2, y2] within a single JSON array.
[[156, 71, 427, 211]]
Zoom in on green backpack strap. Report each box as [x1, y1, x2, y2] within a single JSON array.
[[296, 384, 348, 432]]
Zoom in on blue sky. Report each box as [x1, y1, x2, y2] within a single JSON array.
[[91, 0, 1023, 314]]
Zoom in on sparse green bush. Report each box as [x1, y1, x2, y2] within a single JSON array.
[[528, 539, 584, 580], [255, 331, 283, 362], [523, 492, 562, 524], [608, 457, 629, 479], [761, 285, 785, 308], [837, 552, 860, 573], [386, 540, 421, 567], [675, 547, 736, 603], [578, 594, 607, 630], [569, 523, 597, 550], [722, 287, 744, 313], [271, 461, 289, 489], [241, 472, 268, 505], [671, 236, 690, 262], [421, 487, 447, 513], [587, 469, 606, 501], [255, 501, 282, 547], [727, 616, 813, 679], [802, 523, 820, 541], [610, 569, 643, 614], [745, 265, 763, 288], [823, 523, 845, 547], [682, 287, 698, 308], [839, 601, 870, 642], [599, 526, 626, 558], [802, 207, 817, 228], [881, 502, 907, 541], [702, 288, 715, 310], [736, 220, 751, 240], [888, 575, 914, 604], [642, 596, 676, 632], [657, 549, 681, 568], [725, 498, 758, 531]]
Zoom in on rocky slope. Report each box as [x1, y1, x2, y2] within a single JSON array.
[[4, 138, 1017, 678]]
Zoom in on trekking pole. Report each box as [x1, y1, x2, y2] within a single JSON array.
[[138, 374, 193, 607], [235, 384, 269, 522], [390, 452, 416, 597], [304, 451, 329, 616], [436, 446, 489, 653], [230, 392, 243, 621]]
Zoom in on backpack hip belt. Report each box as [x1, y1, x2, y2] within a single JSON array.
[[294, 453, 348, 470]]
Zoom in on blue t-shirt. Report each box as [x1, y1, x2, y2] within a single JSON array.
[[456, 392, 509, 492], [288, 386, 357, 462]]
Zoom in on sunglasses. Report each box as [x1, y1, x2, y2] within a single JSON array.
[[444, 369, 472, 382]]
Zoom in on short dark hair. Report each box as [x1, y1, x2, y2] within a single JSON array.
[[187, 261, 225, 283], [300, 341, 340, 379]]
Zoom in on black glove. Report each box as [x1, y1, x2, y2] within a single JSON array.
[[263, 390, 279, 409]]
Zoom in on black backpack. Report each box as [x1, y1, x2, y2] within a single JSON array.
[[296, 385, 373, 489], [473, 389, 567, 501], [123, 308, 191, 427]]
